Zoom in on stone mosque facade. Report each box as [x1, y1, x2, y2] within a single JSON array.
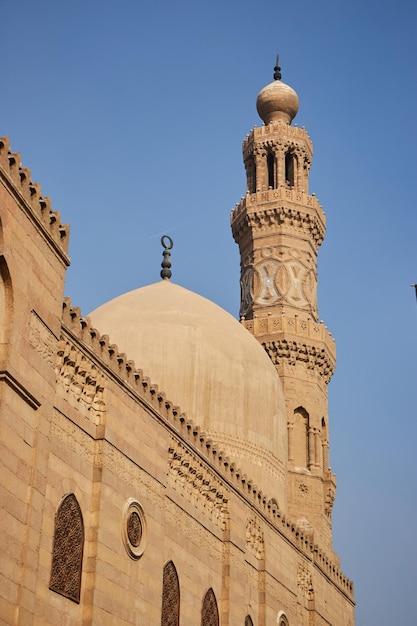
[[0, 65, 355, 625]]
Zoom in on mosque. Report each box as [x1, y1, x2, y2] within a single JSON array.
[[0, 62, 355, 624]]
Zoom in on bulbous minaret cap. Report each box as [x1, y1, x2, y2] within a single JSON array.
[[256, 56, 299, 125]]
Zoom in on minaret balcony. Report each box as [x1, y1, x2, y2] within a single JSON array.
[[231, 188, 326, 251]]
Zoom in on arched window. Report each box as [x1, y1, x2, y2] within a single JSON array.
[[161, 560, 180, 626], [285, 152, 295, 187], [321, 417, 329, 471], [277, 612, 289, 626], [267, 152, 275, 188], [293, 406, 310, 469], [0, 252, 13, 362], [49, 494, 84, 603], [201, 588, 219, 626], [245, 615, 254, 626]]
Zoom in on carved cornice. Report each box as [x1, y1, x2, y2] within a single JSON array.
[[264, 339, 334, 383], [243, 123, 313, 160], [231, 191, 326, 250], [242, 315, 336, 384], [0, 136, 70, 265]]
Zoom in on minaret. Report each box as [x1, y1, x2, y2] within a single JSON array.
[[231, 59, 337, 550]]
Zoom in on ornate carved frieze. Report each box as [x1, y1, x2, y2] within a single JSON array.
[[51, 409, 97, 464], [29, 311, 57, 368], [208, 431, 288, 488], [297, 562, 314, 600], [164, 499, 222, 561], [323, 477, 336, 518], [168, 438, 229, 529], [55, 339, 107, 423], [246, 516, 265, 560]]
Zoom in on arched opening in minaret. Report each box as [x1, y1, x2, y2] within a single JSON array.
[[246, 155, 257, 194], [293, 406, 309, 469], [285, 152, 295, 187], [321, 417, 329, 472], [267, 152, 275, 189]]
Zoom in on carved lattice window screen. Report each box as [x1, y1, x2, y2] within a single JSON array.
[[161, 560, 180, 625], [49, 493, 84, 603], [201, 588, 219, 626]]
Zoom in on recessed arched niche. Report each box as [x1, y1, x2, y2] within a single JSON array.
[[0, 217, 13, 362]]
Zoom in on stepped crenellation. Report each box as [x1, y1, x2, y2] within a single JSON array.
[[60, 296, 353, 600], [0, 136, 69, 261]]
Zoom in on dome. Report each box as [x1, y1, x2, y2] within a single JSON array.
[[256, 79, 299, 125], [89, 281, 288, 506]]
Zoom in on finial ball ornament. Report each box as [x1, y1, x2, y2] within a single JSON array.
[[256, 80, 299, 125]]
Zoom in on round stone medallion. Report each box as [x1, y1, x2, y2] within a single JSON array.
[[122, 499, 146, 559]]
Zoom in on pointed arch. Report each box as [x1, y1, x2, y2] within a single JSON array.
[[0, 253, 13, 362], [201, 587, 219, 626], [245, 615, 254, 626], [49, 494, 84, 603], [277, 612, 289, 626], [267, 152, 276, 189], [293, 406, 310, 468], [321, 416, 329, 471], [161, 560, 180, 626], [285, 151, 295, 187]]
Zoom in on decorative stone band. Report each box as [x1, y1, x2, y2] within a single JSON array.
[[0, 137, 70, 263], [242, 316, 336, 384], [231, 191, 326, 250]]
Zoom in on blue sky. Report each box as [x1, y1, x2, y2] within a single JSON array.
[[2, 1, 416, 623]]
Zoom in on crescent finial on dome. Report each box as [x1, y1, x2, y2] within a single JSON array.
[[273, 54, 282, 81], [160, 235, 173, 280]]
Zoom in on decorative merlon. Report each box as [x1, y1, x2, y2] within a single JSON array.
[[0, 136, 70, 262]]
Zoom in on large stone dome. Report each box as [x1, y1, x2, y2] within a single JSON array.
[[89, 280, 288, 506]]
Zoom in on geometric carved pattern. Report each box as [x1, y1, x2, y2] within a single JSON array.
[[161, 561, 180, 626], [127, 511, 142, 547], [49, 494, 84, 603], [201, 588, 219, 626]]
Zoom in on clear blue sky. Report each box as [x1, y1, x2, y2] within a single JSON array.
[[2, 1, 416, 624]]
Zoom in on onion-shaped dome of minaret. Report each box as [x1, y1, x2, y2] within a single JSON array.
[[256, 56, 299, 125]]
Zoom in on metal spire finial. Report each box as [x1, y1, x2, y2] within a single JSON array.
[[273, 54, 282, 81], [160, 235, 173, 280]]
